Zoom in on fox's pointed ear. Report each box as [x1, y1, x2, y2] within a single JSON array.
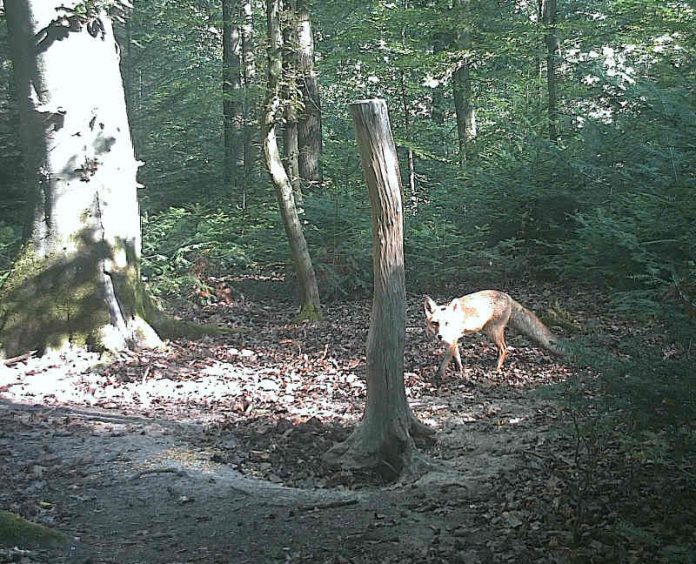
[[423, 295, 437, 315]]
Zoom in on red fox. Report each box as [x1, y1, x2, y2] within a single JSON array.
[[423, 290, 564, 378]]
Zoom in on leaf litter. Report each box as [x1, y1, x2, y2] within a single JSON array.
[[0, 282, 693, 563]]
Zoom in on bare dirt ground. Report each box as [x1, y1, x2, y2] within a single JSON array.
[[1, 287, 692, 563]]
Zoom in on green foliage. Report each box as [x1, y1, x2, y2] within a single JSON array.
[[302, 189, 373, 298], [550, 82, 695, 307], [141, 205, 284, 297]]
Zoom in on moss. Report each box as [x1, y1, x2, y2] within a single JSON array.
[[0, 239, 112, 356], [0, 511, 68, 549], [294, 302, 323, 322]]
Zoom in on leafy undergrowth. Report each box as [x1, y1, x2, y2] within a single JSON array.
[[1, 280, 693, 563]]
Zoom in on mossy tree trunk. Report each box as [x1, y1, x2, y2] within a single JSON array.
[[262, 0, 321, 320], [0, 1, 162, 358], [324, 99, 433, 479]]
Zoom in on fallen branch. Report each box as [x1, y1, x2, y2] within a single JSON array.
[[3, 351, 37, 366]]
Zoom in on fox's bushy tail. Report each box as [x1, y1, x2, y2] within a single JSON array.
[[509, 300, 565, 356]]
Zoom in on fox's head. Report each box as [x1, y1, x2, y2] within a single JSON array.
[[423, 296, 463, 345]]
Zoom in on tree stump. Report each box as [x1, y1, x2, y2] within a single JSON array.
[[324, 99, 433, 479]]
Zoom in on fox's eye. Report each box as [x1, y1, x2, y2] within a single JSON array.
[[431, 321, 439, 327]]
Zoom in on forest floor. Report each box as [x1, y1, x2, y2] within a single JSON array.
[[1, 281, 693, 563]]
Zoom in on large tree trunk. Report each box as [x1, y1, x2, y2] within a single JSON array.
[[1, 1, 162, 357], [295, 0, 322, 185], [324, 99, 432, 479], [452, 0, 476, 166], [222, 0, 244, 191], [542, 0, 559, 142], [262, 0, 321, 320]]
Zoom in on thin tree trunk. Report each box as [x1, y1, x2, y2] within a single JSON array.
[[399, 69, 416, 204], [295, 0, 322, 185], [431, 30, 453, 125], [452, 0, 476, 166], [241, 0, 256, 207], [542, 0, 559, 142], [283, 0, 301, 201], [263, 0, 321, 320], [1, 0, 161, 357], [324, 99, 433, 479], [223, 0, 244, 190]]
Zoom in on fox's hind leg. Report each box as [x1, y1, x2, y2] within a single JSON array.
[[487, 325, 509, 371]]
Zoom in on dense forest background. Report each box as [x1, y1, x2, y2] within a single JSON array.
[[1, 0, 694, 393], [0, 2, 694, 366], [1, 0, 694, 307]]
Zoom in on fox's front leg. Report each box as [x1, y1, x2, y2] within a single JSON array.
[[452, 342, 463, 373], [438, 342, 463, 380]]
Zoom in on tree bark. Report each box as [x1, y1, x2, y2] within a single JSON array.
[[295, 0, 322, 185], [324, 99, 433, 479], [222, 0, 244, 191], [1, 0, 162, 357], [262, 0, 321, 320], [399, 69, 416, 204], [241, 0, 256, 206], [430, 30, 454, 125], [282, 0, 301, 201], [452, 0, 476, 166], [542, 0, 559, 142]]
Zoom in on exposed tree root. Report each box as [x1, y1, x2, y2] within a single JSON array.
[[324, 413, 436, 481]]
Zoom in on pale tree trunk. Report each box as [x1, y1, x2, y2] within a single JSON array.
[[295, 0, 322, 185], [241, 0, 256, 206], [324, 99, 433, 479], [262, 0, 321, 320], [282, 0, 301, 202], [542, 0, 559, 142], [1, 1, 162, 358], [399, 69, 416, 205], [399, 12, 416, 204], [452, 0, 476, 165], [223, 0, 244, 191]]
